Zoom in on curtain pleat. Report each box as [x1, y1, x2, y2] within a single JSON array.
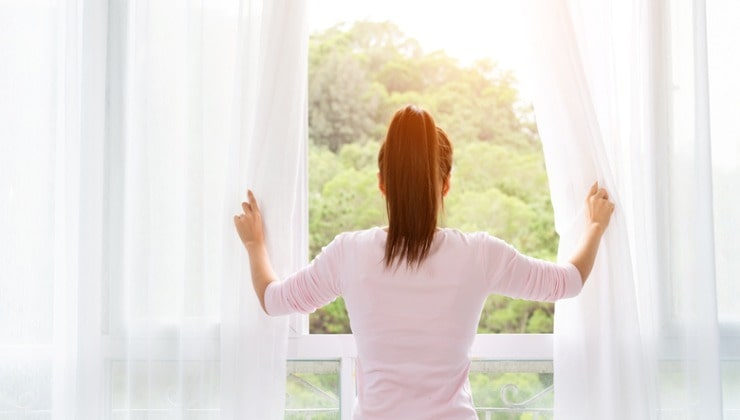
[[221, 2, 308, 418]]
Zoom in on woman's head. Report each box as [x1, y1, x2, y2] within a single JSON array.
[[377, 105, 453, 269]]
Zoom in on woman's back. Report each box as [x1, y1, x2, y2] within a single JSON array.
[[344, 227, 486, 419], [265, 227, 581, 419], [235, 104, 613, 419]]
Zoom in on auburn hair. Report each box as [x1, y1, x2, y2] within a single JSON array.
[[378, 105, 453, 269]]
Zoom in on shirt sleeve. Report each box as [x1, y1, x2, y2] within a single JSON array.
[[264, 234, 345, 316], [479, 233, 583, 301]]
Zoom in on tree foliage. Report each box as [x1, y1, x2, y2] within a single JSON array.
[[308, 21, 558, 335]]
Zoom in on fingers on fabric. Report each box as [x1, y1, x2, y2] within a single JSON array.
[[587, 181, 610, 201], [235, 189, 260, 226], [588, 182, 599, 198], [247, 189, 260, 212]]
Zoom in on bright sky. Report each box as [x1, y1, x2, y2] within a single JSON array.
[[308, 0, 534, 96]]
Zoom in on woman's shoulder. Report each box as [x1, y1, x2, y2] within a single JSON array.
[[437, 227, 506, 245], [338, 226, 384, 238], [328, 227, 386, 246]]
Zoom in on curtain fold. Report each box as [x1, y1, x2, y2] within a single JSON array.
[[0, 0, 306, 418], [220, 1, 308, 418], [526, 1, 655, 417], [526, 0, 726, 418]]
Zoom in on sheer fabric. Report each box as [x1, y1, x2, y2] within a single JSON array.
[[0, 1, 306, 419], [526, 0, 737, 418]]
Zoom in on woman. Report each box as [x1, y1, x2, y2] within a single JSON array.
[[233, 105, 614, 419]]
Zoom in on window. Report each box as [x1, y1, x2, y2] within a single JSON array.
[[288, 2, 558, 418], [653, 0, 740, 414], [658, 0, 740, 335], [100, 2, 229, 417], [706, 0, 740, 332]]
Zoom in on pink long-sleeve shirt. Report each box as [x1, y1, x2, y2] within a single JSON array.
[[265, 227, 582, 419]]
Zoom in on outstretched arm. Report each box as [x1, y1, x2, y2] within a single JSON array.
[[233, 190, 276, 313], [569, 182, 615, 284]]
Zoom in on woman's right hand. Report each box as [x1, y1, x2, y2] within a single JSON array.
[[586, 182, 615, 230]]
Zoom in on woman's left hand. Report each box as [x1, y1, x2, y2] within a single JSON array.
[[234, 189, 265, 249]]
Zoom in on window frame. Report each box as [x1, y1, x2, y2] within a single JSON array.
[[295, 7, 557, 417], [656, 0, 740, 340]]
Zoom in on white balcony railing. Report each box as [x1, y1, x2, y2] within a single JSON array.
[[287, 335, 556, 420]]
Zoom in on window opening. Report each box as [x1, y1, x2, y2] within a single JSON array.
[[307, 2, 557, 336]]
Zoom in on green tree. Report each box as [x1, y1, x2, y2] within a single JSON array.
[[308, 49, 381, 152]]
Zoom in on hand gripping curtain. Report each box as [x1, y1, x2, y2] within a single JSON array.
[[221, 0, 308, 419], [0, 0, 307, 418], [525, 0, 726, 418]]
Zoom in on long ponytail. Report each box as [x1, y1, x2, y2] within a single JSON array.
[[378, 105, 442, 269]]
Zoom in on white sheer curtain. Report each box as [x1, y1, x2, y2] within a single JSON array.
[[0, 0, 306, 419], [526, 0, 738, 418]]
